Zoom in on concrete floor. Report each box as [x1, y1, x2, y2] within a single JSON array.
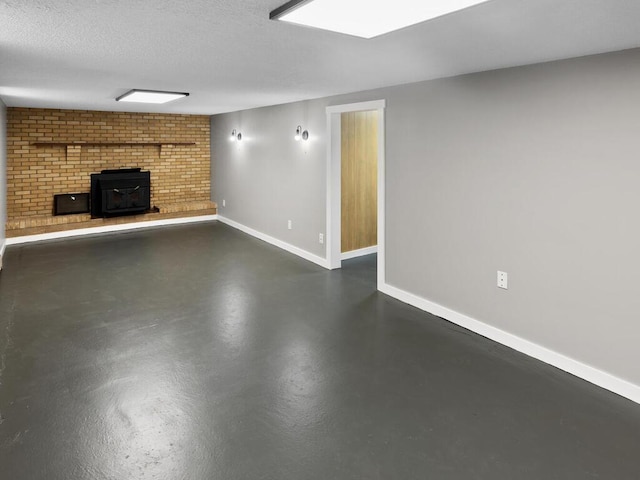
[[0, 222, 639, 480]]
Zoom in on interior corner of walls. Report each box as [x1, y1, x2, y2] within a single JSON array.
[[378, 281, 640, 406]]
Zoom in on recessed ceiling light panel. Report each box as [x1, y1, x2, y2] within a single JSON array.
[[271, 0, 492, 39], [116, 89, 189, 104]]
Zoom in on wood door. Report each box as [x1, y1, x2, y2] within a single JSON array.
[[341, 110, 378, 253]]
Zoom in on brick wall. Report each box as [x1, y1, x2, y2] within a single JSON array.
[[6, 108, 210, 219]]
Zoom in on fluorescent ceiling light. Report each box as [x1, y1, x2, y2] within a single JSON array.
[[116, 89, 189, 104], [270, 0, 491, 39]]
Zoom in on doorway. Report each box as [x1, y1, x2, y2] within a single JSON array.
[[341, 110, 379, 259], [326, 100, 386, 289]]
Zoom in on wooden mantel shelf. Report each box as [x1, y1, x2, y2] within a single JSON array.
[[32, 141, 196, 147]]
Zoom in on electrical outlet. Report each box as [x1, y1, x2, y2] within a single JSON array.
[[497, 271, 508, 290], [288, 220, 292, 230], [319, 233, 324, 244], [222, 199, 226, 207]]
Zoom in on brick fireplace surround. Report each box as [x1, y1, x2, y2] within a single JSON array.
[[6, 108, 215, 237]]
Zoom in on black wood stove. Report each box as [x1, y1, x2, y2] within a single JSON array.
[[90, 168, 151, 217]]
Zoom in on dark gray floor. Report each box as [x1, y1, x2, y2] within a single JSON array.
[[1, 222, 639, 480]]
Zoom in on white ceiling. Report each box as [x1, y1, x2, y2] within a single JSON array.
[[1, 0, 640, 115]]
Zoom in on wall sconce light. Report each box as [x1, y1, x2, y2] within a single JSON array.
[[231, 129, 242, 142], [295, 125, 309, 141]]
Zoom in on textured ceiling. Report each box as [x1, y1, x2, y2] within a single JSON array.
[[1, 0, 640, 114]]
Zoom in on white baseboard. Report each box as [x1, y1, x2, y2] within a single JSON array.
[[379, 281, 640, 405], [6, 215, 218, 246], [342, 245, 378, 261], [0, 239, 5, 271], [217, 216, 330, 269]]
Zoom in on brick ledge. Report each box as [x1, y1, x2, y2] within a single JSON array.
[[6, 201, 217, 238]]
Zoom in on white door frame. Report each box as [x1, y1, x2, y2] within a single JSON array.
[[325, 99, 386, 289]]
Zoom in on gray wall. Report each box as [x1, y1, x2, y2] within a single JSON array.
[[212, 48, 640, 388], [0, 99, 6, 263], [211, 95, 384, 257], [212, 101, 329, 257]]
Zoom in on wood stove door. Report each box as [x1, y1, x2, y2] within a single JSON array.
[[102, 186, 149, 213], [127, 186, 148, 209]]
